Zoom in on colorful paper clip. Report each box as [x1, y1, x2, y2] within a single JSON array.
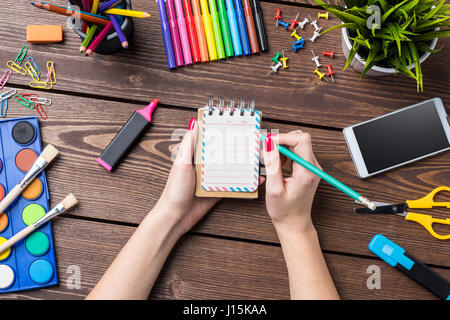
[[14, 94, 35, 110], [29, 96, 52, 106], [0, 97, 8, 118], [27, 56, 40, 78], [14, 45, 29, 65], [35, 103, 48, 120], [0, 89, 17, 102], [7, 60, 28, 75], [0, 69, 12, 89], [29, 81, 53, 90], [46, 61, 56, 84], [24, 61, 40, 82]]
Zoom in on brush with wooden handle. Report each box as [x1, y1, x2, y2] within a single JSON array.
[[0, 194, 78, 254], [0, 144, 59, 214]]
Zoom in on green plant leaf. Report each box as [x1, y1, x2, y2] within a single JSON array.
[[343, 42, 360, 70], [414, 29, 450, 41], [381, 0, 408, 24], [422, 0, 446, 21], [407, 42, 423, 92], [320, 23, 358, 35]]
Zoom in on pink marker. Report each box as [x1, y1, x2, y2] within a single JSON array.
[[174, 0, 193, 65], [166, 0, 185, 67]]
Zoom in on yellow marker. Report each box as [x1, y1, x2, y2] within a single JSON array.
[[314, 68, 328, 81], [200, 0, 217, 61], [290, 30, 301, 41], [318, 12, 329, 19]]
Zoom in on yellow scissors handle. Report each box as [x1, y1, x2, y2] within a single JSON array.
[[406, 186, 450, 209], [405, 212, 450, 240]]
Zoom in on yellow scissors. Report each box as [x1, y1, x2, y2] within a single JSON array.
[[355, 186, 450, 240]]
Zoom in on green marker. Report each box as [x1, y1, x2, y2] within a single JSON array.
[[260, 134, 376, 210], [208, 0, 226, 59], [217, 0, 234, 57]]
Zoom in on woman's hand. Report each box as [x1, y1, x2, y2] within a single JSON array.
[[263, 131, 321, 234], [153, 118, 220, 236]]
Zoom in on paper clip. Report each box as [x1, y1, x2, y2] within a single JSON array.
[[7, 60, 27, 75], [29, 81, 53, 90], [14, 45, 29, 65], [27, 56, 40, 78], [46, 61, 56, 84], [0, 89, 17, 102], [29, 96, 52, 106], [0, 69, 12, 89], [24, 62, 40, 82], [35, 103, 48, 120], [14, 94, 35, 110], [0, 98, 8, 118]]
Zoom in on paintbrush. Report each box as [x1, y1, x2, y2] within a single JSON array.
[[0, 194, 78, 254], [0, 144, 59, 214]]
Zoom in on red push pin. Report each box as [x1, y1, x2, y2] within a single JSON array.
[[288, 12, 300, 31], [325, 64, 335, 82], [274, 9, 282, 27], [323, 50, 335, 59]]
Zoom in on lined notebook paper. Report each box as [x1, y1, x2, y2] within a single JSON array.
[[196, 106, 261, 198]]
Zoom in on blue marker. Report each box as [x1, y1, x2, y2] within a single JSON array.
[[233, 0, 251, 55], [369, 234, 450, 300], [225, 0, 242, 56], [157, 0, 176, 69]]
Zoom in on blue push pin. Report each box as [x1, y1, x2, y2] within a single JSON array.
[[294, 38, 304, 46], [277, 19, 289, 30], [292, 42, 304, 52]]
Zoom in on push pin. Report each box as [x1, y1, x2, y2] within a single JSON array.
[[266, 62, 282, 76], [323, 50, 334, 59], [325, 64, 335, 82], [309, 30, 321, 43], [318, 12, 329, 19], [277, 19, 289, 30], [314, 68, 329, 82], [297, 17, 309, 29], [292, 41, 304, 52], [311, 50, 321, 67], [271, 52, 281, 65], [290, 29, 302, 41], [310, 19, 322, 32], [274, 9, 282, 27], [288, 12, 300, 31], [280, 50, 288, 69]]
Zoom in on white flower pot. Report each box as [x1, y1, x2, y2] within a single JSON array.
[[341, 27, 438, 77]]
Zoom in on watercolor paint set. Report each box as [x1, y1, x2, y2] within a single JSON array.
[[0, 116, 57, 292]]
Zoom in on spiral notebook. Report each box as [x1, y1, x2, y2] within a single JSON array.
[[195, 99, 262, 198]]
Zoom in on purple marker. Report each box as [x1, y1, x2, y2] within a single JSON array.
[[166, 0, 185, 67], [174, 0, 193, 65], [157, 0, 176, 69]]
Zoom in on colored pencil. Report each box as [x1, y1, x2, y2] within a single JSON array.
[[182, 0, 201, 63], [80, 24, 98, 52], [31, 2, 110, 26], [86, 21, 114, 55], [166, 0, 185, 66], [242, 0, 259, 54], [157, 0, 176, 69], [91, 0, 100, 13], [199, 0, 217, 61], [98, 0, 123, 12], [104, 8, 150, 18], [108, 14, 128, 48], [191, 0, 209, 62], [82, 0, 91, 11], [225, 0, 242, 56]]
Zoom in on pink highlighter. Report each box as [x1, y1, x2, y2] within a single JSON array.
[[174, 0, 193, 65]]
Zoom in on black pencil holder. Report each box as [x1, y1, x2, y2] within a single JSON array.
[[68, 0, 134, 54]]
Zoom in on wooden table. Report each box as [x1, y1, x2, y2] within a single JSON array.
[[0, 0, 449, 300]]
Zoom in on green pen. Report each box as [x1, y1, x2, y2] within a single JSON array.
[[216, 0, 234, 57], [260, 134, 377, 210], [208, 0, 226, 59]]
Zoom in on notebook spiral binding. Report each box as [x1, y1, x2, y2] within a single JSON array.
[[206, 96, 256, 116]]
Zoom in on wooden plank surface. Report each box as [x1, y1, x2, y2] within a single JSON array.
[[0, 1, 448, 128], [2, 87, 448, 269], [1, 218, 448, 300]]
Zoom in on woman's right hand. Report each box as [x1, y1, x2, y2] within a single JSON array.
[[263, 131, 322, 234]]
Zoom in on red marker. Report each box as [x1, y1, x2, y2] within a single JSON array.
[[183, 0, 201, 63]]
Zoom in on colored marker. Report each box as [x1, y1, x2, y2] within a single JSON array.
[[234, 0, 251, 55], [191, 0, 210, 62], [166, 0, 185, 66], [217, 0, 234, 57], [97, 100, 159, 172], [208, 0, 225, 59], [157, 0, 176, 69], [250, 0, 267, 51], [182, 0, 202, 63], [242, 0, 259, 54], [200, 0, 218, 61], [225, 0, 242, 56], [174, 0, 193, 65]]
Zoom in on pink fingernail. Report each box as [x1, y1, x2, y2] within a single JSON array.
[[265, 137, 274, 152], [188, 117, 195, 130]]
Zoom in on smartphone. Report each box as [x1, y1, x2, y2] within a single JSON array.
[[343, 98, 450, 178]]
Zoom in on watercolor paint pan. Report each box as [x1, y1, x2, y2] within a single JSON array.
[[0, 116, 57, 293]]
